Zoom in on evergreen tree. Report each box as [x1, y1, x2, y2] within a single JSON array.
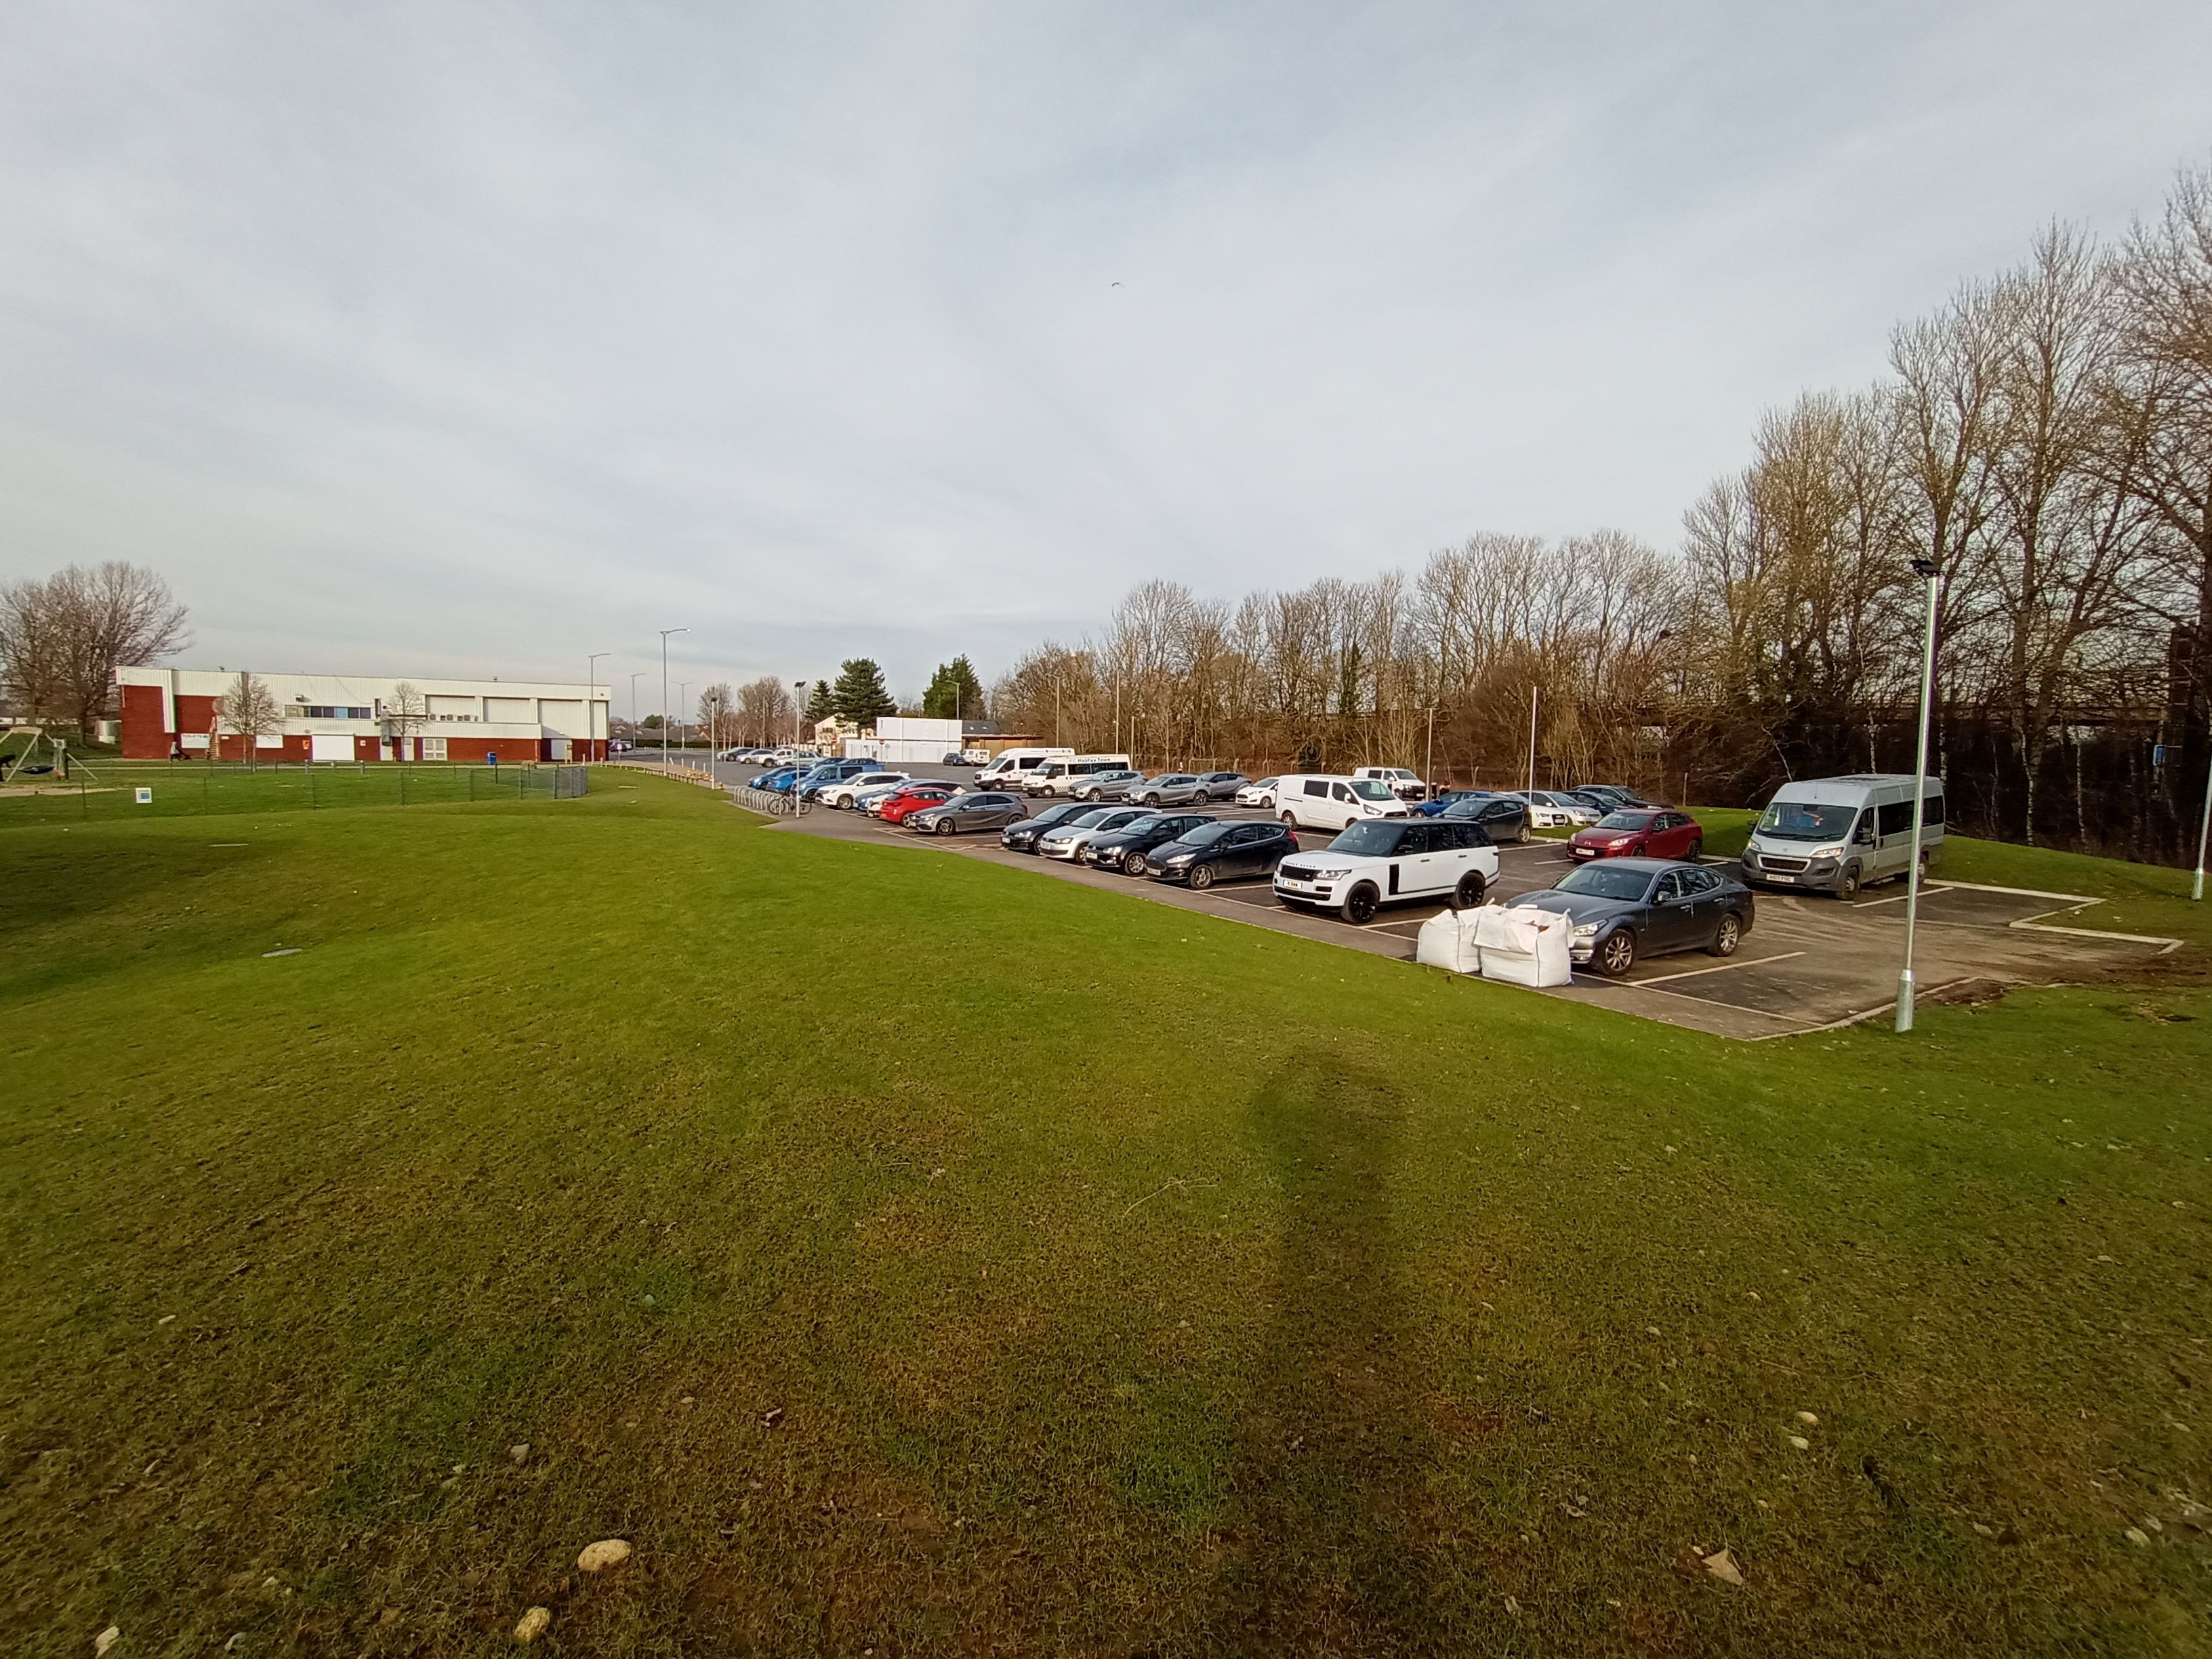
[[921, 655, 987, 721], [831, 658, 896, 724], [802, 680, 836, 724]]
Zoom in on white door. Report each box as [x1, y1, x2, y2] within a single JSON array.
[[310, 733, 350, 761]]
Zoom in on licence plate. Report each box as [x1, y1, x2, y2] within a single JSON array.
[[1279, 878, 1314, 891], [1767, 873, 1794, 883]]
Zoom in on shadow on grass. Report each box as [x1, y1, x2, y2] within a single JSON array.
[[1196, 1057, 1448, 1652]]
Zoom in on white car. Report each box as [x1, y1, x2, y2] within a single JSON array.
[[1235, 776, 1281, 808], [1353, 765, 1429, 802], [821, 771, 909, 808], [961, 747, 991, 765], [1274, 817, 1500, 924], [853, 781, 915, 816], [1035, 806, 1151, 861], [1507, 790, 1599, 829]]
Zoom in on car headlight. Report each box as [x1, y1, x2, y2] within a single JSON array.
[[1308, 865, 1349, 880], [1571, 922, 1599, 938], [1811, 846, 1843, 859]]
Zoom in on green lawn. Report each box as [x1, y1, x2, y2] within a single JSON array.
[[3, 775, 2209, 1656]]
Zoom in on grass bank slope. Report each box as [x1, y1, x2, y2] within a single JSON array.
[[3, 776, 2207, 1657]]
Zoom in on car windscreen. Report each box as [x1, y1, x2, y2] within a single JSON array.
[[1068, 809, 1116, 827], [1757, 801, 1858, 840], [1173, 823, 1235, 846], [1038, 804, 1090, 823], [1349, 779, 1395, 800], [1110, 815, 1166, 835], [1596, 811, 1654, 830], [1555, 865, 1654, 901], [1328, 821, 1403, 857]]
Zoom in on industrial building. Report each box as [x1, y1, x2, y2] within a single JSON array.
[[117, 666, 609, 762]]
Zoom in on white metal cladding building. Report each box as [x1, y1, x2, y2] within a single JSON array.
[[119, 667, 610, 762], [843, 715, 967, 765]]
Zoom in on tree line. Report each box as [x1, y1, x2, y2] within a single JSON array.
[[988, 163, 2212, 860]]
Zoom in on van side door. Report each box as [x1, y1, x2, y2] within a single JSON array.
[[1328, 781, 1357, 830], [1874, 796, 1914, 879]]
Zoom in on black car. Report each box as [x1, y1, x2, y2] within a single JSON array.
[[1437, 794, 1532, 844], [1505, 857, 1754, 977], [1002, 800, 1097, 853], [1147, 819, 1300, 889], [906, 792, 1027, 835], [1085, 812, 1215, 874]]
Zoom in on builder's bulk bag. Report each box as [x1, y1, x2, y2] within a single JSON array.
[[1415, 905, 1484, 975], [1475, 905, 1573, 988]]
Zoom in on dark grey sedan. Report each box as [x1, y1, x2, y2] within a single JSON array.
[[1505, 858, 1755, 977], [906, 792, 1027, 835]]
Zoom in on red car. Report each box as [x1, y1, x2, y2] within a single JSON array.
[[878, 785, 955, 825], [1568, 807, 1704, 863]]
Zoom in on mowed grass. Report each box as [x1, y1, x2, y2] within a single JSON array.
[[3, 776, 2209, 1658]]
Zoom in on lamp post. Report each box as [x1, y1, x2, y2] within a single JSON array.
[[1525, 685, 1540, 794], [586, 652, 607, 762], [628, 672, 644, 747], [659, 628, 687, 770], [1896, 558, 1942, 1033], [675, 681, 691, 765], [793, 681, 806, 749], [2193, 750, 2212, 902]]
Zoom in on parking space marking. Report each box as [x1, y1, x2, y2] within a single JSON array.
[[1572, 973, 1813, 1023], [1630, 949, 1807, 985]]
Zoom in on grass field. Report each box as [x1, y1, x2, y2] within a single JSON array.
[[3, 773, 2209, 1656], [0, 760, 579, 826]]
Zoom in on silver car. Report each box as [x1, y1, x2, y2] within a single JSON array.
[[1073, 769, 1145, 802], [1128, 773, 1207, 807], [1036, 806, 1150, 859]]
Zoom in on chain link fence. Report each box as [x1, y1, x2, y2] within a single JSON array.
[[0, 761, 590, 825]]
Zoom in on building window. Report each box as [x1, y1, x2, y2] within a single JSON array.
[[300, 705, 372, 720], [419, 737, 447, 760]]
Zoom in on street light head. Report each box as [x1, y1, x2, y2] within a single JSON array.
[[1908, 558, 1940, 579]]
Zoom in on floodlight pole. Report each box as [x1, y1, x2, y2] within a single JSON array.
[[659, 628, 687, 771], [794, 682, 806, 749], [2192, 750, 2211, 901], [1525, 686, 1539, 794], [1896, 560, 1942, 1033], [676, 682, 691, 766], [628, 672, 644, 747], [1425, 703, 1437, 801], [586, 653, 607, 762]]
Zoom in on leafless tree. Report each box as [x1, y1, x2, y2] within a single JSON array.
[[735, 676, 794, 745], [0, 561, 188, 737], [218, 672, 282, 767], [383, 682, 428, 758]]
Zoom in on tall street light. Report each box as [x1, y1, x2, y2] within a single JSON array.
[[628, 672, 644, 745], [659, 628, 688, 770], [586, 652, 607, 762], [676, 681, 691, 764], [2194, 746, 2212, 902], [793, 681, 807, 750], [1896, 558, 1942, 1033]]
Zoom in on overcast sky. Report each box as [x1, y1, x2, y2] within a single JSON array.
[[3, 3, 2209, 707]]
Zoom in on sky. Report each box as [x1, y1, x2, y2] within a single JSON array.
[[3, 3, 2209, 710]]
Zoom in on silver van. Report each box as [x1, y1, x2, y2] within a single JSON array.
[[1740, 773, 1944, 898]]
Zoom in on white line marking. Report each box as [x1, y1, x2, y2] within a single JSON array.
[[1568, 975, 1809, 1022], [1634, 950, 1806, 984]]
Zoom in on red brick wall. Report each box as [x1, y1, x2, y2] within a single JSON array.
[[120, 684, 169, 758]]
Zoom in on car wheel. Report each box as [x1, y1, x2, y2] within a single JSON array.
[[1708, 913, 1741, 957], [1341, 884, 1380, 925], [1280, 811, 1297, 827], [1144, 792, 1160, 806], [1915, 847, 1931, 882], [1597, 929, 1637, 977], [1126, 855, 1149, 878], [1454, 869, 1488, 908], [1631, 843, 1647, 857], [1516, 821, 1532, 844], [935, 819, 955, 836], [1687, 836, 1704, 861], [1189, 863, 1214, 890], [1838, 864, 1860, 899]]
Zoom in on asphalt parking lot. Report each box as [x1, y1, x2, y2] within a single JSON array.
[[643, 758, 2182, 1040]]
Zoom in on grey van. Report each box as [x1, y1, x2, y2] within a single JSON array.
[[1740, 773, 1944, 899]]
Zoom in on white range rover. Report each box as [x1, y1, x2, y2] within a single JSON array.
[[1274, 817, 1499, 924]]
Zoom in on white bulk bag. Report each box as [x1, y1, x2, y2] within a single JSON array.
[[1415, 905, 1483, 975], [1476, 904, 1574, 988]]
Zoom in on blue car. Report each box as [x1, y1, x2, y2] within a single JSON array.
[[1414, 788, 1494, 817], [750, 766, 803, 792]]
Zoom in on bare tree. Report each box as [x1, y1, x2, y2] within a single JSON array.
[[218, 672, 283, 766], [735, 676, 795, 745], [384, 682, 428, 758], [698, 682, 735, 754], [0, 562, 189, 738]]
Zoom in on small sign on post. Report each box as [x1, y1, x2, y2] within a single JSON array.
[[135, 787, 152, 804], [2153, 744, 2169, 766]]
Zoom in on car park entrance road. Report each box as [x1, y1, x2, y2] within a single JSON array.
[[634, 757, 2182, 1040]]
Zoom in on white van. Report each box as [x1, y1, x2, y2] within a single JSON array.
[[975, 747, 1075, 788], [1275, 774, 1415, 834], [1352, 765, 1428, 802], [1021, 754, 1135, 796], [1741, 773, 1944, 898]]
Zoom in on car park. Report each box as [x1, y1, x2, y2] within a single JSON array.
[[819, 771, 909, 807], [1148, 820, 1299, 889], [1568, 808, 1704, 863], [1084, 812, 1214, 873], [750, 766, 803, 791], [1274, 774, 1414, 833], [1235, 776, 1281, 808], [1352, 765, 1429, 802], [1275, 817, 1499, 922], [1195, 771, 1248, 800], [1572, 783, 1649, 811], [1519, 789, 1600, 825], [905, 792, 1026, 835], [1001, 800, 1101, 853], [1036, 806, 1151, 860], [1507, 859, 1755, 976], [1435, 793, 1533, 843], [799, 758, 879, 798], [878, 784, 958, 825], [1072, 769, 1145, 801], [1740, 773, 1944, 897]]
